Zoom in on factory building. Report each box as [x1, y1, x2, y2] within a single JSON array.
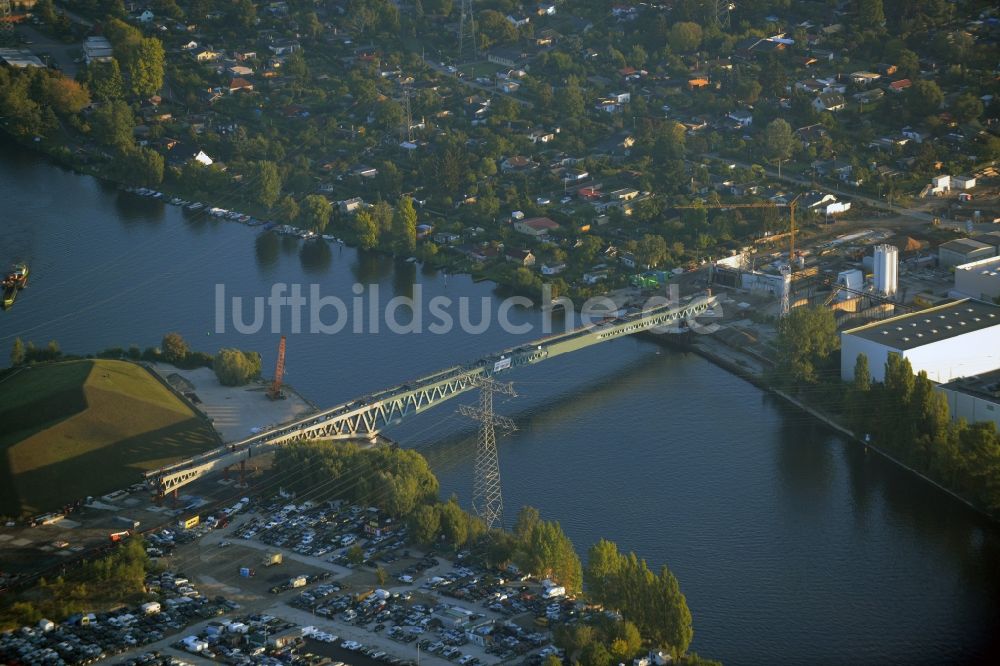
[[938, 238, 995, 269], [873, 244, 898, 297], [953, 255, 1000, 303], [840, 299, 1000, 383], [936, 370, 1000, 431]]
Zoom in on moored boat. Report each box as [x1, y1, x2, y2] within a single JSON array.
[[1, 263, 29, 309]]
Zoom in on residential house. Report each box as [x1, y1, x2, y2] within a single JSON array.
[[339, 197, 364, 214], [888, 79, 911, 93], [853, 88, 884, 105], [536, 3, 557, 15], [850, 71, 881, 86], [540, 263, 566, 275], [228, 78, 254, 93], [499, 80, 520, 94], [608, 188, 639, 202], [433, 232, 460, 245], [688, 77, 710, 90], [528, 128, 555, 144], [137, 9, 154, 22], [583, 269, 609, 284], [180, 40, 198, 51], [726, 110, 753, 127], [812, 92, 846, 113], [506, 13, 531, 27], [501, 156, 537, 173], [193, 150, 214, 166], [269, 40, 300, 55], [505, 249, 536, 267], [194, 49, 220, 63], [514, 217, 560, 237], [228, 65, 254, 77], [795, 123, 828, 147]]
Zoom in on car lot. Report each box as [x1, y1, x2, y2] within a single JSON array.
[[0, 572, 232, 666], [4, 498, 575, 666]]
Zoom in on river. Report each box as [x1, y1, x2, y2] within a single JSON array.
[[1, 138, 998, 664]]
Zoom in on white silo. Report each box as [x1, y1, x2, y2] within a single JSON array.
[[874, 244, 898, 297]]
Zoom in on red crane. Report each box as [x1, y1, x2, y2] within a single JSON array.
[[268, 336, 286, 400]]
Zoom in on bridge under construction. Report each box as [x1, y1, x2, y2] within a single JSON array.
[[146, 293, 720, 509]]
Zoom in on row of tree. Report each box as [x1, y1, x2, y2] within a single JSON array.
[[0, 536, 150, 630], [274, 441, 441, 518], [847, 353, 1000, 516], [584, 539, 694, 655]]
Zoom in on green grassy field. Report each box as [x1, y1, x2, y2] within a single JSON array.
[[0, 359, 219, 517]]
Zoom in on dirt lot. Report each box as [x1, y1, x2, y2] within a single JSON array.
[[148, 364, 316, 442]]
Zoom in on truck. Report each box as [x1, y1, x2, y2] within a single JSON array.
[[263, 551, 283, 567], [289, 575, 308, 588], [109, 530, 131, 543]]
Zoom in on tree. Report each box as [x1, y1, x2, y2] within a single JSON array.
[[585, 539, 622, 604], [425, 0, 452, 16], [439, 496, 469, 547], [10, 337, 25, 367], [300, 195, 332, 234], [907, 80, 944, 119], [951, 93, 983, 124], [275, 195, 300, 224], [161, 332, 188, 364], [773, 306, 839, 385], [668, 22, 702, 53], [515, 514, 583, 593], [354, 210, 379, 249], [253, 160, 282, 209], [128, 38, 165, 97], [213, 349, 262, 386], [558, 77, 585, 119], [86, 60, 124, 103], [847, 353, 872, 435], [392, 196, 418, 255], [409, 503, 440, 545], [859, 0, 885, 28], [635, 234, 668, 268], [91, 99, 134, 151], [119, 146, 164, 186], [763, 118, 795, 163], [376, 99, 404, 131], [376, 566, 387, 586], [42, 76, 90, 115]]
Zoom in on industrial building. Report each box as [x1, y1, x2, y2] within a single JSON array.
[[873, 244, 898, 297], [937, 369, 1000, 430], [938, 238, 995, 269], [953, 255, 1000, 302], [840, 299, 1000, 383]]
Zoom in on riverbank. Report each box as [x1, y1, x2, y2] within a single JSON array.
[[661, 330, 998, 523]]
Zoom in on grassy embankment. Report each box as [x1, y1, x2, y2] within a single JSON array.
[[0, 359, 218, 517]]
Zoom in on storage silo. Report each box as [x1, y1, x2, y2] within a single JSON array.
[[874, 244, 898, 297]]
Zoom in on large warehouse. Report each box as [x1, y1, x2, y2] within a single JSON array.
[[841, 299, 1000, 383], [953, 255, 1000, 302]]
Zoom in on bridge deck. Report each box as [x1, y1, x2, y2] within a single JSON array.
[[147, 293, 718, 494]]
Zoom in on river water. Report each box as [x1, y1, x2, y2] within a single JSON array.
[[1, 139, 998, 664]]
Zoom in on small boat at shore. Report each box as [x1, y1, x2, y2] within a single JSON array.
[[2, 263, 29, 309], [185, 202, 204, 211]]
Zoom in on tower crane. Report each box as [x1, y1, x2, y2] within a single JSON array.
[[675, 194, 803, 269]]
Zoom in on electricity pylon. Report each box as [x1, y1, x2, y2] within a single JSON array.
[[458, 0, 478, 64], [459, 376, 516, 530]]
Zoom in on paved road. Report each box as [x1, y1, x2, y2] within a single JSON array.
[[14, 23, 80, 77], [702, 154, 940, 223], [421, 56, 534, 109]]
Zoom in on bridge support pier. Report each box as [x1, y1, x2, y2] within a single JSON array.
[[239, 460, 246, 487]]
